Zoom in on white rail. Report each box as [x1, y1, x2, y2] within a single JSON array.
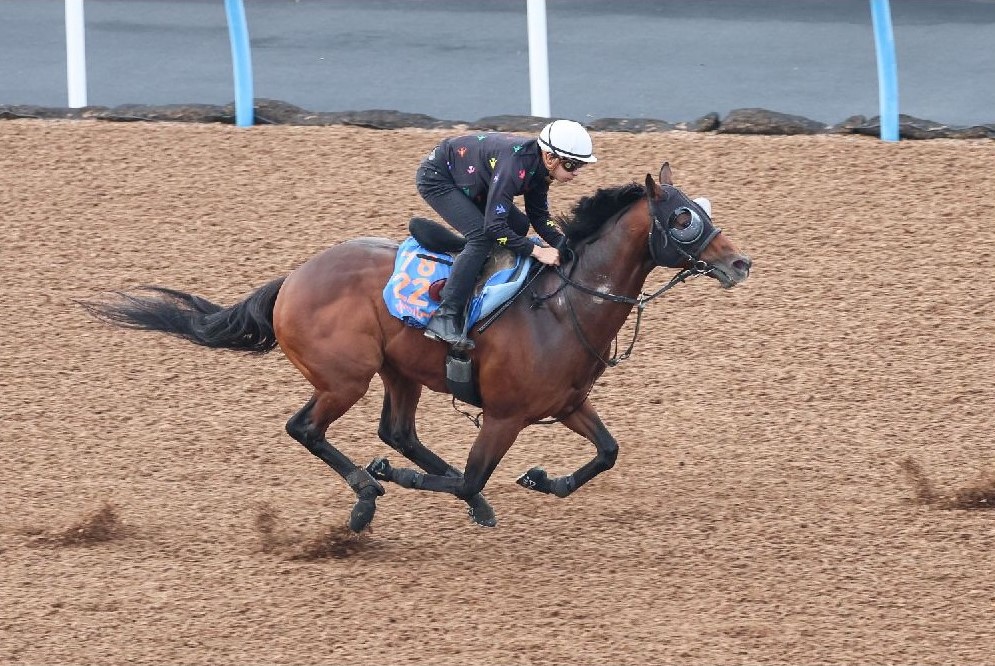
[[64, 0, 87, 108], [527, 0, 551, 118]]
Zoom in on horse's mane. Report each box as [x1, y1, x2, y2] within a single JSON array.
[[557, 183, 645, 244]]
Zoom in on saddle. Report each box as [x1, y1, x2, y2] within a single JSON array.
[[382, 218, 538, 331], [382, 218, 544, 408]]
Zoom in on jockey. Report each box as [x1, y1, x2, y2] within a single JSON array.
[[416, 119, 598, 349]]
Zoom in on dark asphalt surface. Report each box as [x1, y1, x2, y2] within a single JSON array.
[[1, 0, 993, 127]]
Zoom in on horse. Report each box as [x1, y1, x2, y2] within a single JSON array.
[[82, 162, 752, 532]]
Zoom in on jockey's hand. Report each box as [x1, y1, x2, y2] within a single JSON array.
[[531, 244, 561, 266]]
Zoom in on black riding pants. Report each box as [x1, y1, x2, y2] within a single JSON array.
[[415, 160, 530, 310]]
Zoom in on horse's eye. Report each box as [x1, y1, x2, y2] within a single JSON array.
[[671, 211, 692, 230], [669, 207, 704, 243]]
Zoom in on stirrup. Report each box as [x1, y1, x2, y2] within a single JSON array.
[[424, 319, 460, 343], [424, 327, 475, 351], [424, 306, 466, 343], [450, 336, 475, 351]]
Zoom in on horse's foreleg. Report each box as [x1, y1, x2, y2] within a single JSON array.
[[369, 416, 524, 527], [286, 394, 385, 532], [374, 375, 495, 525], [516, 399, 618, 498]]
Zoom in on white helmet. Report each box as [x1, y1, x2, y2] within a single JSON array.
[[537, 119, 597, 163]]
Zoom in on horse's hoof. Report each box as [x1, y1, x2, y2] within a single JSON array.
[[466, 494, 496, 527], [367, 457, 392, 482], [516, 466, 550, 494], [348, 489, 379, 532], [467, 502, 497, 528]]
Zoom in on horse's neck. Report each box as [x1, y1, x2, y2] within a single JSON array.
[[558, 208, 653, 345]]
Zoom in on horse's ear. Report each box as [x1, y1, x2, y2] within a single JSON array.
[[645, 173, 663, 198], [659, 161, 673, 185]]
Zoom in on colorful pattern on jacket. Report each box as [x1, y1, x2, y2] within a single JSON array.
[[428, 133, 564, 256]]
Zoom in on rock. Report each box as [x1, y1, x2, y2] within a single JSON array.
[[954, 124, 995, 139], [1, 99, 991, 139], [95, 103, 231, 123], [0, 104, 107, 119], [586, 117, 676, 133], [469, 115, 551, 132], [331, 109, 458, 130], [717, 108, 828, 135], [828, 114, 867, 134], [850, 114, 995, 140], [686, 112, 720, 133], [250, 98, 312, 125]]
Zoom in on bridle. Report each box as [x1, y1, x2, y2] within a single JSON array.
[[535, 186, 722, 368]]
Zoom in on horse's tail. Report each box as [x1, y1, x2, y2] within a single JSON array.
[[80, 277, 286, 354]]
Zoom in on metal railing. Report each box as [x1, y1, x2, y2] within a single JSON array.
[[62, 0, 901, 139]]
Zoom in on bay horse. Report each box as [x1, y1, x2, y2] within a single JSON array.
[[82, 163, 751, 532]]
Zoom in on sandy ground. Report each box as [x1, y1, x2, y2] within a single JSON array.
[[2, 120, 995, 665]]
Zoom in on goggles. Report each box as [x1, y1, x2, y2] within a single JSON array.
[[558, 157, 585, 173]]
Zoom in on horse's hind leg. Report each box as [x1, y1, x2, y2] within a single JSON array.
[[369, 415, 524, 527], [371, 373, 495, 526], [286, 394, 385, 532]]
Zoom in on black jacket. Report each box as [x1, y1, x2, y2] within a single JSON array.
[[428, 133, 564, 256]]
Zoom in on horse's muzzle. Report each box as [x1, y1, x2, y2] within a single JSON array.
[[713, 254, 752, 288]]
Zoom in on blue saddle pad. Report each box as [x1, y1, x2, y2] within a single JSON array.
[[383, 236, 536, 329]]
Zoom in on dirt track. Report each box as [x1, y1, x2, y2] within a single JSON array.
[[2, 120, 995, 665]]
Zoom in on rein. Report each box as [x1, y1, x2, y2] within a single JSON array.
[[532, 200, 717, 368], [545, 261, 710, 368]]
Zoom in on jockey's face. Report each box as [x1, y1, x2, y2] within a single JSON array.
[[542, 150, 583, 183]]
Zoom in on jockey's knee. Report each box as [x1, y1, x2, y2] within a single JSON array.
[[462, 227, 489, 243]]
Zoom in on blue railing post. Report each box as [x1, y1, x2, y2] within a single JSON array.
[[869, 0, 899, 141], [224, 0, 254, 127]]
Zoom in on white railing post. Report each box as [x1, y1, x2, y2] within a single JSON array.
[[526, 0, 551, 118], [65, 0, 88, 108]]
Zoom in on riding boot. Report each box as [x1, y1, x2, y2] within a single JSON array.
[[424, 236, 488, 350], [424, 300, 468, 347]]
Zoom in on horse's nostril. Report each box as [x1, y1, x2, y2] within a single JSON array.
[[733, 257, 752, 275]]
